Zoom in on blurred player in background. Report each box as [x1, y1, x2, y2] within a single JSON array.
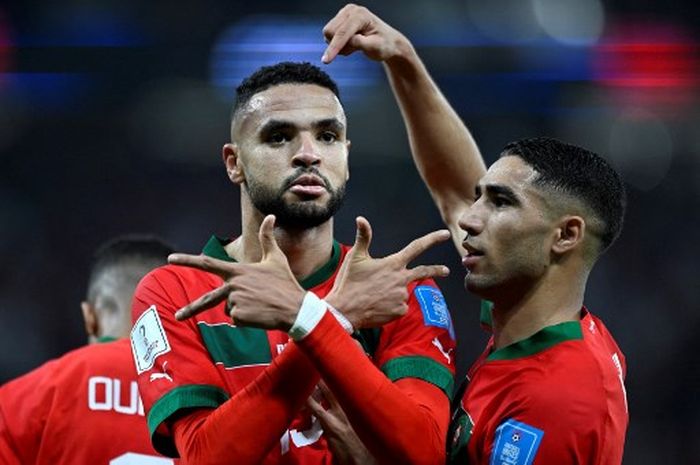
[[130, 61, 456, 465], [322, 4, 629, 464], [0, 236, 174, 465]]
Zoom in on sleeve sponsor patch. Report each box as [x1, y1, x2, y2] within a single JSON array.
[[131, 305, 171, 374], [414, 285, 455, 339], [490, 419, 544, 465]]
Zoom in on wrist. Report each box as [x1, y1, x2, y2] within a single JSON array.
[[288, 292, 327, 341]]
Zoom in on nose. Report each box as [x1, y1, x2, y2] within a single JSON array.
[[292, 132, 321, 168], [457, 203, 485, 240]]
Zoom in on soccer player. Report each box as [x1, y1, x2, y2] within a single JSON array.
[[130, 62, 457, 465], [322, 5, 629, 464], [0, 236, 174, 465]]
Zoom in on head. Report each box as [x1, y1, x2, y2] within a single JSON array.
[[223, 62, 350, 230], [81, 236, 173, 343], [460, 137, 626, 300]]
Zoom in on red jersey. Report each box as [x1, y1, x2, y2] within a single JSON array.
[[0, 338, 173, 465], [448, 309, 628, 465], [131, 237, 456, 463]]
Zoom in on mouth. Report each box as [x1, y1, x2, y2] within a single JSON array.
[[288, 174, 327, 197], [461, 242, 484, 270]]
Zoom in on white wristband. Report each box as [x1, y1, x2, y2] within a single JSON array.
[[326, 303, 354, 334], [289, 292, 327, 341]]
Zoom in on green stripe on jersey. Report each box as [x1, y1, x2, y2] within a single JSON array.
[[381, 355, 455, 399], [148, 384, 229, 457], [487, 319, 583, 361], [198, 323, 272, 368], [201, 236, 341, 290]]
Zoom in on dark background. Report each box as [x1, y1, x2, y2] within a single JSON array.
[[1, 1, 698, 463]]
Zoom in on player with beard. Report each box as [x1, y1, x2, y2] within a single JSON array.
[[130, 62, 457, 465]]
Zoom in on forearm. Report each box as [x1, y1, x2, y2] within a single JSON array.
[[172, 342, 318, 465], [298, 313, 448, 465], [385, 40, 485, 231]]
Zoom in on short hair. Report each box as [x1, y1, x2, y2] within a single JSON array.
[[501, 137, 626, 253], [231, 62, 341, 121], [86, 235, 174, 303]]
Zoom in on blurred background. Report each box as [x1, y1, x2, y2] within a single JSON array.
[[0, 0, 698, 463]]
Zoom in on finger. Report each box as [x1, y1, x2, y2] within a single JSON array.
[[407, 264, 450, 282], [317, 381, 342, 411], [322, 5, 352, 43], [168, 253, 236, 278], [322, 13, 370, 63], [175, 283, 232, 320], [395, 229, 451, 264], [306, 396, 333, 426], [258, 214, 281, 261], [349, 216, 372, 258]]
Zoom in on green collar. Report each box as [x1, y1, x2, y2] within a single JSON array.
[[97, 336, 118, 344], [201, 236, 341, 290], [487, 319, 583, 361]]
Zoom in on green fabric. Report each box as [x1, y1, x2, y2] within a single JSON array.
[[148, 384, 229, 457], [479, 300, 493, 330], [201, 235, 340, 290], [96, 336, 117, 344], [487, 320, 583, 361], [197, 322, 272, 368], [381, 355, 455, 399]]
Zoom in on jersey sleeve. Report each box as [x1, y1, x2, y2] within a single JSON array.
[[131, 267, 230, 456], [373, 279, 457, 398]]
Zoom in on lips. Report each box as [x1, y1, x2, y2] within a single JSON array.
[[462, 242, 484, 270], [288, 174, 327, 197]]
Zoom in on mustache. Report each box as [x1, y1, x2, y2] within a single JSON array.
[[281, 168, 332, 191]]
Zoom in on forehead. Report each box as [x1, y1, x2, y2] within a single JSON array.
[[480, 156, 544, 201], [236, 83, 345, 133]]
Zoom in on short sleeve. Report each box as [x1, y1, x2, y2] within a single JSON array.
[[131, 267, 230, 457], [373, 279, 457, 398]]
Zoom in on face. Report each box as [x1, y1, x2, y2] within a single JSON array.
[[227, 83, 349, 229], [459, 156, 556, 300]]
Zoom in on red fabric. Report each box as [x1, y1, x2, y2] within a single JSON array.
[[298, 312, 450, 465], [170, 342, 319, 465], [456, 310, 628, 465], [0, 339, 170, 465]]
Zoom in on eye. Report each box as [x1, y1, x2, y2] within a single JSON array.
[[267, 132, 290, 145], [319, 131, 338, 144], [493, 196, 511, 208]]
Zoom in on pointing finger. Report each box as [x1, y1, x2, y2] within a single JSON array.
[[174, 283, 232, 320], [168, 253, 236, 278], [407, 264, 450, 282], [395, 229, 450, 265]]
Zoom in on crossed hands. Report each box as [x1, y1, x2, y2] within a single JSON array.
[[170, 215, 449, 330]]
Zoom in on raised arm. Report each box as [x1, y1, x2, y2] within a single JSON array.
[[322, 4, 486, 255]]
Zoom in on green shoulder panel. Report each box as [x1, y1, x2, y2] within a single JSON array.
[[197, 322, 272, 368], [381, 355, 455, 399]]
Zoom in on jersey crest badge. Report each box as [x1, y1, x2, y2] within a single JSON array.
[[414, 285, 455, 339], [131, 305, 172, 374], [490, 419, 544, 465]]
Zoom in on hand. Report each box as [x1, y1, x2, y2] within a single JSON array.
[[322, 4, 410, 64], [326, 217, 450, 328], [307, 381, 378, 465], [168, 215, 305, 330]]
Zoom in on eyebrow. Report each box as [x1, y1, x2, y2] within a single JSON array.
[[476, 184, 521, 203], [258, 118, 345, 135]]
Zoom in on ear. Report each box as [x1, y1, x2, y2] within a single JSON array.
[[552, 215, 585, 255], [81, 301, 99, 339], [223, 143, 245, 184]]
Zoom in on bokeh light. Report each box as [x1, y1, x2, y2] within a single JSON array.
[[532, 0, 605, 46]]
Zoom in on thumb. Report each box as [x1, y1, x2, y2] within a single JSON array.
[[351, 216, 372, 258], [258, 214, 281, 260]]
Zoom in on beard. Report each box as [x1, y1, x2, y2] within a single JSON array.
[[246, 168, 346, 229]]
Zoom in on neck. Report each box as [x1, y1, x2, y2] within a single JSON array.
[[490, 266, 588, 349], [226, 199, 335, 281]]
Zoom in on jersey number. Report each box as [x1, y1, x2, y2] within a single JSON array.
[[110, 452, 174, 464]]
